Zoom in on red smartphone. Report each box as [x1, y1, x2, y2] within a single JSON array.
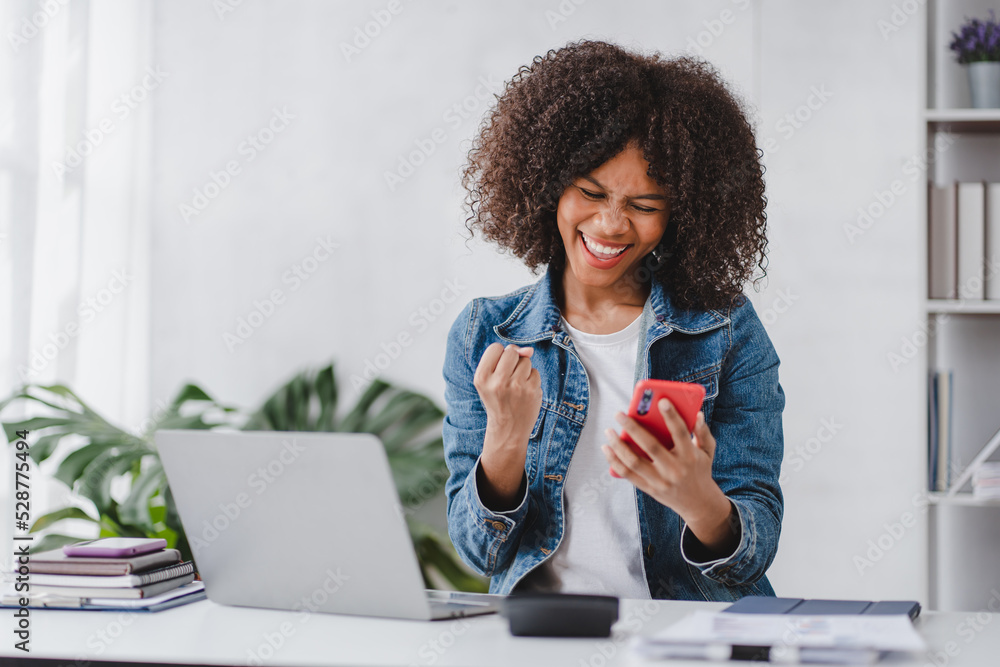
[[62, 537, 167, 558], [610, 379, 705, 477]]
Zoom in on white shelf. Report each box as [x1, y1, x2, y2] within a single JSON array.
[[925, 300, 1000, 314], [928, 492, 1000, 507], [925, 109, 1000, 132], [925, 109, 1000, 121]]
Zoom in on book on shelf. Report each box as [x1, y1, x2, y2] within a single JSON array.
[[25, 547, 182, 575], [957, 182, 985, 300], [928, 369, 953, 492], [928, 369, 939, 491], [987, 183, 1000, 300], [929, 182, 957, 299], [928, 181, 1000, 301], [972, 461, 1000, 500]]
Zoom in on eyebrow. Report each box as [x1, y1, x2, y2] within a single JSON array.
[[581, 175, 667, 200]]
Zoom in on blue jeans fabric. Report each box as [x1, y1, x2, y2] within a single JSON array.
[[442, 264, 785, 600]]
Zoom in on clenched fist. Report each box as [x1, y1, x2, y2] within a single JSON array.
[[473, 343, 542, 510]]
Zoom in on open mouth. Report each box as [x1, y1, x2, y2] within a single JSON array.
[[580, 232, 632, 266]]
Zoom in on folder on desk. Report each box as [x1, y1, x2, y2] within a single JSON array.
[[723, 596, 921, 620]]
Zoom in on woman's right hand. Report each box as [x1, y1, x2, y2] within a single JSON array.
[[473, 343, 542, 509]]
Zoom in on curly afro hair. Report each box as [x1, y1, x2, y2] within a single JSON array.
[[461, 39, 768, 311]]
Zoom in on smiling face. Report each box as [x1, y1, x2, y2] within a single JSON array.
[[556, 141, 671, 302]]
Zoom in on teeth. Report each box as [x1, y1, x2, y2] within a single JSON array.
[[583, 234, 628, 257]]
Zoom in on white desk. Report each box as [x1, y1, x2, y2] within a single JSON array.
[[2, 598, 999, 666]]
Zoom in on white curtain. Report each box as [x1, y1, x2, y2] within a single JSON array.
[[1, 0, 153, 565]]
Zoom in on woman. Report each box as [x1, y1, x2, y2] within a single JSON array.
[[441, 40, 784, 601]]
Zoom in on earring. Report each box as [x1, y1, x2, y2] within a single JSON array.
[[652, 243, 672, 263]]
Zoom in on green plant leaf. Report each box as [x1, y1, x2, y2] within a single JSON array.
[[0, 386, 75, 415], [411, 524, 488, 593], [53, 441, 118, 488], [152, 412, 220, 432], [314, 364, 338, 430], [338, 379, 391, 432], [119, 461, 166, 534], [28, 433, 67, 463], [391, 448, 448, 506], [3, 417, 72, 442], [381, 408, 443, 453], [77, 446, 153, 514], [162, 485, 193, 562], [30, 506, 99, 532], [363, 392, 428, 436], [169, 383, 214, 407]]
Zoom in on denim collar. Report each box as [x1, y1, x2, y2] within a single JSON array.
[[494, 264, 730, 344]]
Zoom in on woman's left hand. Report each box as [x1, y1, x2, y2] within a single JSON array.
[[601, 398, 738, 556]]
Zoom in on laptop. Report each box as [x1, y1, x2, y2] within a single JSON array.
[[155, 429, 501, 621]]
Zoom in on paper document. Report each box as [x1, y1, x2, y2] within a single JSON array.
[[632, 610, 925, 662]]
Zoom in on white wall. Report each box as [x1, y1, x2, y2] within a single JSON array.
[[149, 0, 926, 602]]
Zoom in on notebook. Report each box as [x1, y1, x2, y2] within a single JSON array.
[[26, 572, 195, 599], [24, 547, 181, 575], [0, 580, 206, 612], [13, 561, 194, 588], [723, 596, 921, 620]]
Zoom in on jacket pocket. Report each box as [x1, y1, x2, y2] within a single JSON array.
[[677, 365, 720, 421]]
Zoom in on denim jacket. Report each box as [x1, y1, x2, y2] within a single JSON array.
[[442, 265, 785, 600]]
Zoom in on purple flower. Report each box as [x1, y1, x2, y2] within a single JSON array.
[[950, 10, 1000, 63]]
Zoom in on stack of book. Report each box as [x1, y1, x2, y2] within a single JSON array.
[[2, 542, 204, 610], [972, 462, 1000, 500]]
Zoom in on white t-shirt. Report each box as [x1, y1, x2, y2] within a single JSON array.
[[515, 311, 650, 598]]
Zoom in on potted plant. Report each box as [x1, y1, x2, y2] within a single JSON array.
[[1, 365, 486, 592], [949, 11, 1000, 108]]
